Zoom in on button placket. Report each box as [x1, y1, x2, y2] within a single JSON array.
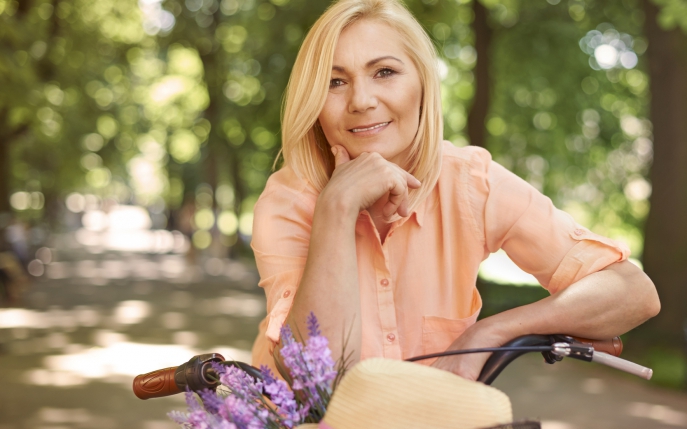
[[375, 247, 401, 359]]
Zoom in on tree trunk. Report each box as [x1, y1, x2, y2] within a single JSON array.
[[641, 0, 687, 345], [467, 0, 492, 148], [0, 110, 29, 215], [200, 52, 220, 197], [0, 135, 9, 214]]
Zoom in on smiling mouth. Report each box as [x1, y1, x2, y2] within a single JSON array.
[[349, 122, 390, 133]]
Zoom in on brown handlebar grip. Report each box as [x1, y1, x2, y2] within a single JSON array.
[[133, 367, 182, 400], [572, 336, 623, 357]]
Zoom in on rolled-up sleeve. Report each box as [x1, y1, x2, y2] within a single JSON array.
[[251, 169, 316, 343], [467, 148, 629, 294]]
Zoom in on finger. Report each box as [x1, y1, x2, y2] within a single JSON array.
[[388, 163, 421, 189], [331, 145, 351, 167], [383, 177, 409, 218], [397, 198, 409, 218], [383, 169, 420, 218], [404, 171, 421, 189]]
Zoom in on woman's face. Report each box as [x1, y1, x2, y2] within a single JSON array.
[[318, 20, 423, 167]]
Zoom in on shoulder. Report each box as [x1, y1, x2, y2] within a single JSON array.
[[257, 166, 318, 207], [438, 141, 494, 185], [254, 166, 318, 226], [440, 141, 492, 172]]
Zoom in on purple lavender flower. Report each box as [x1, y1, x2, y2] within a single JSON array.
[[261, 366, 309, 427], [170, 313, 338, 429], [305, 333, 337, 388], [279, 324, 309, 391], [222, 394, 266, 429], [279, 314, 336, 418], [220, 366, 264, 401], [199, 388, 224, 415], [168, 390, 239, 429], [306, 312, 321, 337]]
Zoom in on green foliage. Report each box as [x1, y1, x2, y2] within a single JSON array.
[[645, 348, 687, 388], [485, 0, 651, 255], [0, 0, 661, 256], [652, 0, 687, 32], [0, 0, 144, 220]]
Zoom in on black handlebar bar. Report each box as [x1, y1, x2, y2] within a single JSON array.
[[133, 334, 634, 400]]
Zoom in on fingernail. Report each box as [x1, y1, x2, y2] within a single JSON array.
[[331, 146, 338, 156]]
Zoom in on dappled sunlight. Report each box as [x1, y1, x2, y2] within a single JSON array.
[[113, 300, 151, 325], [64, 202, 190, 254], [24, 341, 251, 387], [626, 402, 687, 427], [0, 307, 100, 330], [479, 250, 539, 286], [580, 26, 640, 70]]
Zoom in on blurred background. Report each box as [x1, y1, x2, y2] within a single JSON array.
[[0, 0, 686, 427]]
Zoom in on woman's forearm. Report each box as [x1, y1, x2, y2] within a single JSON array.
[[483, 260, 661, 341], [286, 194, 362, 363], [279, 148, 419, 364], [433, 260, 660, 380]]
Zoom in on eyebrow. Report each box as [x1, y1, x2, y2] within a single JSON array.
[[331, 55, 404, 73]]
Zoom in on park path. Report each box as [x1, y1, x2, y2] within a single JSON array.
[[0, 240, 685, 429]]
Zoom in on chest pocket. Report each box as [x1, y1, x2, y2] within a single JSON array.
[[421, 308, 480, 357]]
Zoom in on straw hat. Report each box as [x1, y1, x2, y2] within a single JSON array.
[[296, 358, 512, 429]]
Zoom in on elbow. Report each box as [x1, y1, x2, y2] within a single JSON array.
[[610, 260, 660, 321], [639, 274, 661, 320], [646, 286, 661, 319]]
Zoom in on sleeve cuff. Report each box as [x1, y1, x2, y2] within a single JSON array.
[[265, 290, 296, 344], [548, 227, 630, 294]]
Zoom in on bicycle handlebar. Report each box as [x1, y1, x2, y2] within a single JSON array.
[[132, 335, 640, 399], [592, 352, 652, 380], [133, 353, 225, 400], [570, 336, 622, 356]]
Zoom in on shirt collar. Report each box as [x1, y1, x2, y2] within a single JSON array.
[[356, 196, 427, 231], [411, 200, 425, 227]]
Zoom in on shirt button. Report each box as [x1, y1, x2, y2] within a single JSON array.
[[283, 290, 291, 298], [386, 333, 395, 342], [573, 228, 584, 236], [380, 279, 389, 287]]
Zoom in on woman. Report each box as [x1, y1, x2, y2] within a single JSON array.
[[250, 0, 660, 381]]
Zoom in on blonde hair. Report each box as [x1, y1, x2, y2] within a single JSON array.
[[279, 0, 443, 213]]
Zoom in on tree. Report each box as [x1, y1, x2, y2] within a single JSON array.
[[0, 0, 145, 226], [467, 0, 492, 148], [641, 0, 687, 345]]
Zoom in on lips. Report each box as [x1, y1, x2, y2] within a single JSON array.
[[349, 121, 391, 133]]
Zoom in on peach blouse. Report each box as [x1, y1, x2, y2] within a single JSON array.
[[250, 142, 629, 369]]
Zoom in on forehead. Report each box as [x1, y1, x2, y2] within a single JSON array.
[[333, 20, 409, 67]]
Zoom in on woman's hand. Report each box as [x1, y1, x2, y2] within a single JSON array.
[[431, 319, 508, 381], [321, 145, 421, 220]]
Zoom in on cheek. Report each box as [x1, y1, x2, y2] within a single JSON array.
[[317, 109, 335, 141], [318, 98, 342, 139], [396, 86, 422, 126], [392, 79, 422, 114]]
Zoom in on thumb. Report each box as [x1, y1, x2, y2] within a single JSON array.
[[331, 145, 351, 167]]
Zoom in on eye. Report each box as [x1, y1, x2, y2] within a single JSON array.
[[329, 78, 345, 88], [375, 68, 396, 78]]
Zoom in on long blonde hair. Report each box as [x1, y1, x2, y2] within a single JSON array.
[[279, 0, 443, 213]]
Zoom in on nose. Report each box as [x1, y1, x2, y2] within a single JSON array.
[[347, 79, 377, 114]]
